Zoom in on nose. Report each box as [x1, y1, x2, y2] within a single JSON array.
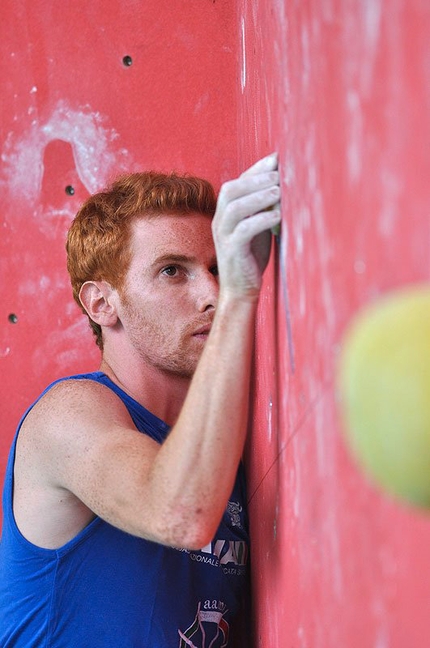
[[195, 269, 219, 313]]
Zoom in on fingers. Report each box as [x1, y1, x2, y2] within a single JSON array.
[[216, 170, 281, 234], [234, 207, 281, 241], [217, 152, 278, 206], [240, 152, 278, 177], [212, 154, 281, 297], [219, 170, 279, 205], [223, 185, 281, 232]]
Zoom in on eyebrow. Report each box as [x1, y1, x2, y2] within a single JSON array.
[[151, 253, 217, 267]]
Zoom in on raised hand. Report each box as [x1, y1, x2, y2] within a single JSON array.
[[212, 153, 281, 300]]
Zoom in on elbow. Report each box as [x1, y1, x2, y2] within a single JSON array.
[[179, 523, 217, 552], [154, 509, 220, 551]]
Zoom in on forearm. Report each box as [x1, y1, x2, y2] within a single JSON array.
[[147, 294, 257, 548]]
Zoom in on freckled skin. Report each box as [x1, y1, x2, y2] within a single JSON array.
[[117, 214, 218, 379]]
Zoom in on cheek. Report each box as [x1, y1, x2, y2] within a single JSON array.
[[120, 282, 190, 334], [127, 299, 179, 338]]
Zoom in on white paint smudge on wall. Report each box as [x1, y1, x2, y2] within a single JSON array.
[[266, 397, 274, 443], [240, 16, 246, 93], [18, 271, 69, 302], [346, 90, 363, 184], [341, 0, 382, 99], [300, 24, 311, 93], [1, 101, 133, 203], [379, 165, 402, 239], [31, 318, 92, 375], [360, 0, 382, 96]]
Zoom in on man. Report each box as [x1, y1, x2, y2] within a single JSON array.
[[0, 154, 281, 646]]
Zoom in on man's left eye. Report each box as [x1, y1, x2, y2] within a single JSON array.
[[162, 266, 179, 276]]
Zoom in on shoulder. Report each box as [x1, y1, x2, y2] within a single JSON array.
[[28, 377, 132, 425], [18, 377, 137, 463], [15, 376, 155, 496]]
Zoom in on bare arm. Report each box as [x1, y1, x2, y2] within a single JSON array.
[[16, 154, 281, 550], [146, 154, 282, 546]]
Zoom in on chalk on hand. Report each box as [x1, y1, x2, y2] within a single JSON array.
[[337, 285, 430, 509], [265, 202, 281, 236]]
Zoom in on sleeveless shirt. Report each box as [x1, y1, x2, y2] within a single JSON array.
[[0, 372, 250, 647]]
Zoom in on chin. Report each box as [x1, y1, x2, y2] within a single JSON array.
[[162, 358, 198, 380]]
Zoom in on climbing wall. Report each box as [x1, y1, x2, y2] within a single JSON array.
[[3, 1, 430, 646], [0, 0, 237, 483], [241, 1, 430, 646]]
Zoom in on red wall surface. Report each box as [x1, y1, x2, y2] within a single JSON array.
[[240, 1, 430, 646], [2, 2, 430, 647]]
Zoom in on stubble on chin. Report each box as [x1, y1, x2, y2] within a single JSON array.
[[121, 299, 204, 379], [133, 334, 202, 380]]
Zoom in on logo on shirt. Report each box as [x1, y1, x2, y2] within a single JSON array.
[[178, 539, 248, 576], [226, 500, 243, 528], [178, 601, 229, 648]]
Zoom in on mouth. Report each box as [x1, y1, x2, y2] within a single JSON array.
[[192, 325, 211, 339]]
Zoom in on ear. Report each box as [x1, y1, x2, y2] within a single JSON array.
[[79, 281, 118, 328]]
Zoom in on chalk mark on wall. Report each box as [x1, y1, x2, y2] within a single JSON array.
[[240, 16, 246, 93], [0, 101, 134, 203], [278, 229, 296, 374]]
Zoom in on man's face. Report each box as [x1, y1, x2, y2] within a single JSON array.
[[116, 212, 218, 378]]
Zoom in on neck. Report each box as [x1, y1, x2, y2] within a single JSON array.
[[99, 354, 191, 426]]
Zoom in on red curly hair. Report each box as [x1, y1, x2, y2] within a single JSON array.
[[66, 171, 217, 349]]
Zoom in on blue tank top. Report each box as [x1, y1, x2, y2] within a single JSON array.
[[0, 372, 250, 647]]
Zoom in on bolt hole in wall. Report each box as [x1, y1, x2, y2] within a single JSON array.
[[65, 185, 75, 195], [122, 55, 133, 67], [8, 314, 18, 324]]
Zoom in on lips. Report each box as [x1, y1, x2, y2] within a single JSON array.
[[192, 325, 211, 337]]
